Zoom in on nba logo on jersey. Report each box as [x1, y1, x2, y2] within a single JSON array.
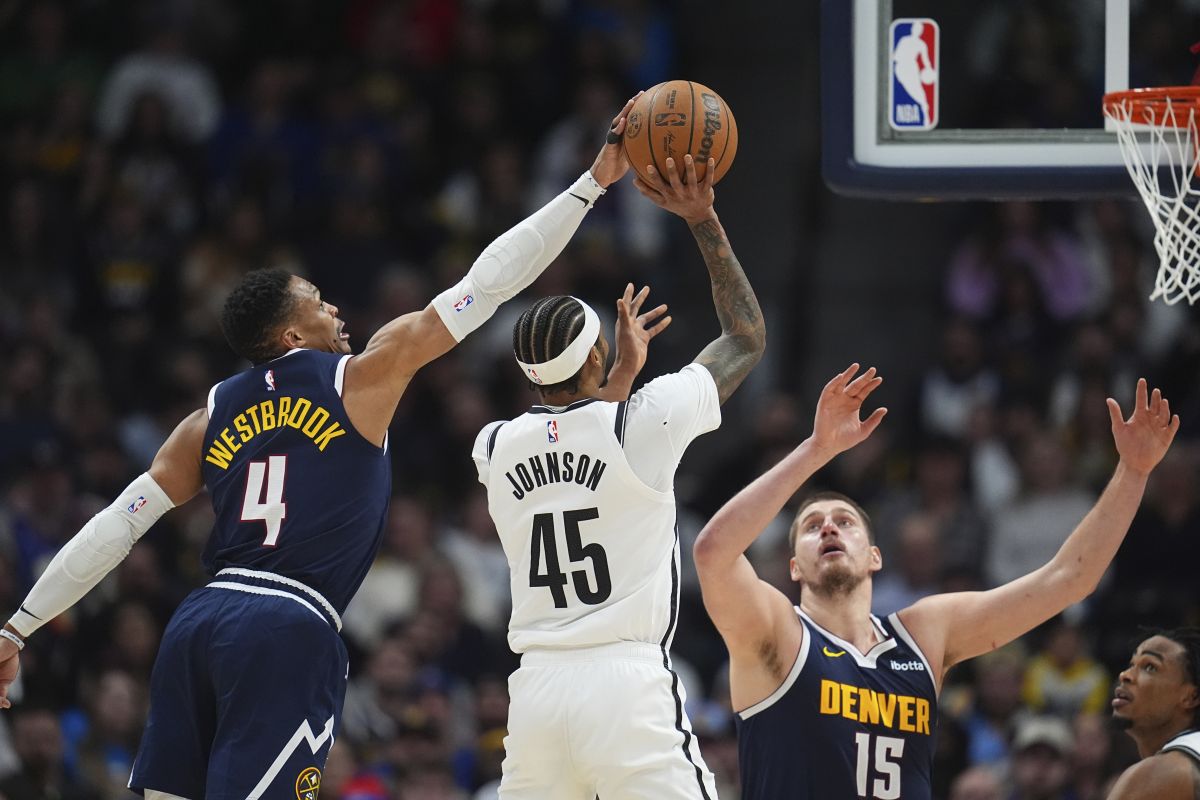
[[547, 420, 560, 443], [265, 369, 276, 392], [453, 293, 474, 312], [889, 18, 939, 131]]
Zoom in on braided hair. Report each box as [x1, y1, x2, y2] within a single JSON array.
[[512, 296, 592, 394], [220, 269, 300, 364]]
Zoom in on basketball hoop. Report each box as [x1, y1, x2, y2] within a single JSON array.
[[1103, 87, 1200, 305]]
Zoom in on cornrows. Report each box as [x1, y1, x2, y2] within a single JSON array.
[[512, 296, 587, 392]]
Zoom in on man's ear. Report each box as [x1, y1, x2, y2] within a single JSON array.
[[280, 323, 303, 351]]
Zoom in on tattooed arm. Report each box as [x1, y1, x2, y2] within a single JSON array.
[[634, 154, 766, 404]]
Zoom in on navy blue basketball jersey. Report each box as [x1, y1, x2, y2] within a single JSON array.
[[736, 609, 938, 800], [200, 349, 390, 614]]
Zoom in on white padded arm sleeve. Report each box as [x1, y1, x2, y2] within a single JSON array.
[[432, 170, 606, 341], [8, 473, 174, 637]]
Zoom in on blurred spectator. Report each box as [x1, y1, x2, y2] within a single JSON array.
[[946, 203, 1091, 324], [1021, 618, 1110, 719], [985, 436, 1095, 588], [0, 0, 101, 123], [1009, 716, 1077, 800], [439, 489, 509, 635], [70, 670, 144, 799], [343, 496, 437, 650], [0, 706, 100, 800], [873, 434, 989, 574], [95, 17, 220, 144], [957, 646, 1028, 767], [871, 511, 943, 615], [918, 317, 1001, 439], [950, 765, 1004, 800]]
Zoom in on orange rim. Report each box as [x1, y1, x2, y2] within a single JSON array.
[[1103, 87, 1200, 127]]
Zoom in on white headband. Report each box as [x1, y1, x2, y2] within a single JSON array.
[[516, 298, 601, 385]]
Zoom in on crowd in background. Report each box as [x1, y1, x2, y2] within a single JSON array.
[[2, 1, 1200, 799]]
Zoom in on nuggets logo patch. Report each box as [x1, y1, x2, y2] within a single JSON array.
[[296, 767, 320, 800]]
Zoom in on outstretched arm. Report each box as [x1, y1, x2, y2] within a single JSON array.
[[694, 365, 887, 653], [634, 155, 766, 405], [0, 409, 207, 708], [901, 379, 1179, 682], [343, 95, 642, 443], [596, 283, 671, 401]]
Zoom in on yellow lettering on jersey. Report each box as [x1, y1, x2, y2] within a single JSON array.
[[205, 439, 234, 469], [220, 428, 241, 454], [260, 400, 276, 431], [203, 397, 348, 469], [312, 422, 346, 451], [287, 398, 311, 429], [818, 679, 930, 735], [245, 404, 262, 434]]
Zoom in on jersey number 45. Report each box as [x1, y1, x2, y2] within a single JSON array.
[[529, 508, 612, 608]]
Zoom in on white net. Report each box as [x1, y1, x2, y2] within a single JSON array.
[[1104, 90, 1200, 305]]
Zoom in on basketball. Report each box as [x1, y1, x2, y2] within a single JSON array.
[[623, 80, 738, 185]]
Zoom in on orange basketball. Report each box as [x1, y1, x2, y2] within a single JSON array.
[[622, 80, 738, 185]]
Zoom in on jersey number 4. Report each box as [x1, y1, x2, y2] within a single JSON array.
[[529, 508, 612, 608], [241, 455, 287, 546], [854, 733, 904, 799]]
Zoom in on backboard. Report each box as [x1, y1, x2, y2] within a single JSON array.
[[821, 0, 1200, 199]]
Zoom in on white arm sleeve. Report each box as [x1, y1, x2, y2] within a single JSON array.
[[432, 170, 605, 341], [8, 473, 174, 637]]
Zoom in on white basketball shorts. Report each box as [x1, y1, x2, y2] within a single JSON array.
[[499, 641, 719, 799]]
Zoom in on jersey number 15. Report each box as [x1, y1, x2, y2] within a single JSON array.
[[529, 508, 612, 608]]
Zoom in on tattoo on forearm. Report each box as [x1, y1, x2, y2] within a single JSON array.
[[689, 218, 765, 404]]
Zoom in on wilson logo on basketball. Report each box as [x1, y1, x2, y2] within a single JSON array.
[[696, 93, 722, 161], [654, 112, 687, 126], [295, 766, 320, 800]]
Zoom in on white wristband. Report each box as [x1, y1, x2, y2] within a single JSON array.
[[0, 629, 24, 651]]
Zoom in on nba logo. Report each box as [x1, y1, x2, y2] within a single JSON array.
[[889, 18, 939, 131], [127, 496, 147, 514], [547, 420, 559, 443], [453, 294, 474, 312], [265, 369, 276, 392]]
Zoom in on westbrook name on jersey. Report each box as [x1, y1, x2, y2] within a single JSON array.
[[737, 609, 939, 800], [201, 348, 391, 613]]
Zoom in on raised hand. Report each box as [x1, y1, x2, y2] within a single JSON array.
[[597, 284, 671, 402], [632, 154, 716, 224], [589, 92, 643, 188], [1107, 378, 1180, 475], [810, 364, 887, 459]]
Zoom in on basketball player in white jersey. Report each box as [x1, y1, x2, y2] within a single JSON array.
[[1108, 628, 1200, 799], [473, 153, 765, 799]]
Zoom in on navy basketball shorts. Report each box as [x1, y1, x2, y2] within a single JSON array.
[[129, 580, 348, 800]]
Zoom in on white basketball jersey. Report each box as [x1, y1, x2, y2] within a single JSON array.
[[1162, 729, 1200, 764], [474, 365, 720, 653]]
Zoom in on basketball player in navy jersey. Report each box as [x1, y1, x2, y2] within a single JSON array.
[[473, 153, 764, 798], [0, 96, 643, 800], [1107, 629, 1200, 799], [693, 366, 1179, 800]]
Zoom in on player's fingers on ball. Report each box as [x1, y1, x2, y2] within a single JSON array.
[[705, 157, 716, 188], [632, 177, 665, 202], [665, 157, 684, 189], [644, 164, 665, 188], [684, 154, 699, 187]]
